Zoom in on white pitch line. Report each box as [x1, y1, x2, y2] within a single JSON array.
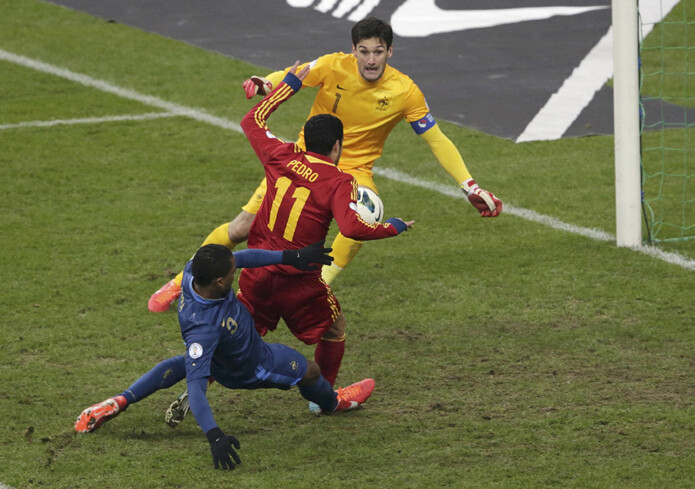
[[374, 167, 695, 271], [0, 48, 242, 133], [373, 167, 614, 240], [1, 47, 693, 271], [0, 112, 177, 130]]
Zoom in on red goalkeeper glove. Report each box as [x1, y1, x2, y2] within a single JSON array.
[[461, 179, 502, 217], [242, 76, 273, 99]]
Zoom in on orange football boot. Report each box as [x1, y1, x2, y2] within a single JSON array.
[[148, 279, 181, 312], [74, 395, 127, 433], [327, 378, 375, 414]]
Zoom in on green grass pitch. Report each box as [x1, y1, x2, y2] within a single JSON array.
[[1, 1, 694, 488]]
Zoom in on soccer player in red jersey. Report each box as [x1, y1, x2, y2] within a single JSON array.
[[163, 61, 413, 426], [148, 17, 501, 314], [237, 61, 412, 388]]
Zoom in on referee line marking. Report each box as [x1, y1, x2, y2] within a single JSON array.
[[1, 47, 693, 271], [0, 112, 177, 130]]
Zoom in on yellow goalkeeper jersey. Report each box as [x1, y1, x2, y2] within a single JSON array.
[[266, 52, 431, 176]]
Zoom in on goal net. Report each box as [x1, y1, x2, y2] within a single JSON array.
[[639, 0, 695, 242]]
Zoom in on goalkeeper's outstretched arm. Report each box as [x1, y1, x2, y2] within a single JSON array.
[[420, 124, 502, 218]]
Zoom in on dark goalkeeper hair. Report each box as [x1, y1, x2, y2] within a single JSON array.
[[192, 244, 233, 286], [351, 17, 393, 49], [304, 114, 343, 156]]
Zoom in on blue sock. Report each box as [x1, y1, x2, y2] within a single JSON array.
[[120, 355, 186, 404], [299, 375, 338, 412]]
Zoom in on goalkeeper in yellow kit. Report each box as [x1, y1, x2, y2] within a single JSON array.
[[148, 16, 502, 313]]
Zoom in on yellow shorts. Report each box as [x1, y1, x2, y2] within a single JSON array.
[[241, 168, 378, 215]]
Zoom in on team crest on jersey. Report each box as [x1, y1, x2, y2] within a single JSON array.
[[376, 97, 390, 111], [188, 343, 203, 359], [290, 360, 299, 371]]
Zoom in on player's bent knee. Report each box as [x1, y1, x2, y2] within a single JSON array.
[[298, 360, 322, 387], [322, 314, 346, 341]]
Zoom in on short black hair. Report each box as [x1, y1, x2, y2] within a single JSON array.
[[351, 17, 393, 49], [191, 244, 233, 286], [304, 114, 343, 156]]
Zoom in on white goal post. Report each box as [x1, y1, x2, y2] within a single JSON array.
[[612, 0, 642, 247], [612, 0, 683, 246]]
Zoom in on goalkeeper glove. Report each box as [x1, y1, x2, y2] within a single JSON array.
[[243, 76, 273, 99], [460, 179, 503, 217], [206, 427, 241, 470], [282, 240, 334, 271]]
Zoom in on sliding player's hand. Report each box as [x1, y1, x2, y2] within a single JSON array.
[[282, 240, 333, 271], [206, 428, 241, 470], [461, 179, 503, 217], [243, 76, 273, 99]]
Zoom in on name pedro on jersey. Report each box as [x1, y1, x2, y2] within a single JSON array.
[[286, 160, 319, 182]]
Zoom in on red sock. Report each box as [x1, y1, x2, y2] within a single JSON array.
[[314, 336, 345, 387], [113, 395, 128, 410]]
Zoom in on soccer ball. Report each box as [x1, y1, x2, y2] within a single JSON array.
[[355, 186, 384, 224]]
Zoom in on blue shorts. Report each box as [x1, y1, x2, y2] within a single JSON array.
[[211, 343, 308, 391]]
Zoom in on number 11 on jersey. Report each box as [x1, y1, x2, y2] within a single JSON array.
[[268, 176, 310, 241]]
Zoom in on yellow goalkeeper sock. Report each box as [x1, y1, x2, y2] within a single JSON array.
[[201, 222, 235, 248], [173, 222, 236, 287], [321, 233, 364, 285]]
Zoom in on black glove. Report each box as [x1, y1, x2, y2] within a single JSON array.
[[282, 240, 334, 271], [205, 427, 241, 470]]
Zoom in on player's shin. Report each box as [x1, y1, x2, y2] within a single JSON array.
[[314, 335, 345, 387], [122, 355, 186, 403], [201, 222, 238, 249], [298, 376, 338, 412], [321, 233, 364, 284]]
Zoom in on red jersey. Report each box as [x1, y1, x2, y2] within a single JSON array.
[[240, 77, 401, 276]]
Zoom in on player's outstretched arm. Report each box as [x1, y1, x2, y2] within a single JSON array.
[[418, 124, 502, 217], [233, 241, 332, 271], [187, 378, 242, 470], [242, 60, 311, 98], [282, 240, 333, 271], [331, 180, 414, 240], [240, 63, 309, 157], [384, 218, 415, 233]]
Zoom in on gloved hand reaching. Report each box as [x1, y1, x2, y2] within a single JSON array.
[[460, 179, 503, 217], [206, 427, 241, 470], [282, 240, 334, 271], [243, 76, 273, 99]]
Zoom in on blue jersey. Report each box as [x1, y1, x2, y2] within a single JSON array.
[[178, 260, 272, 387], [177, 248, 309, 434]]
